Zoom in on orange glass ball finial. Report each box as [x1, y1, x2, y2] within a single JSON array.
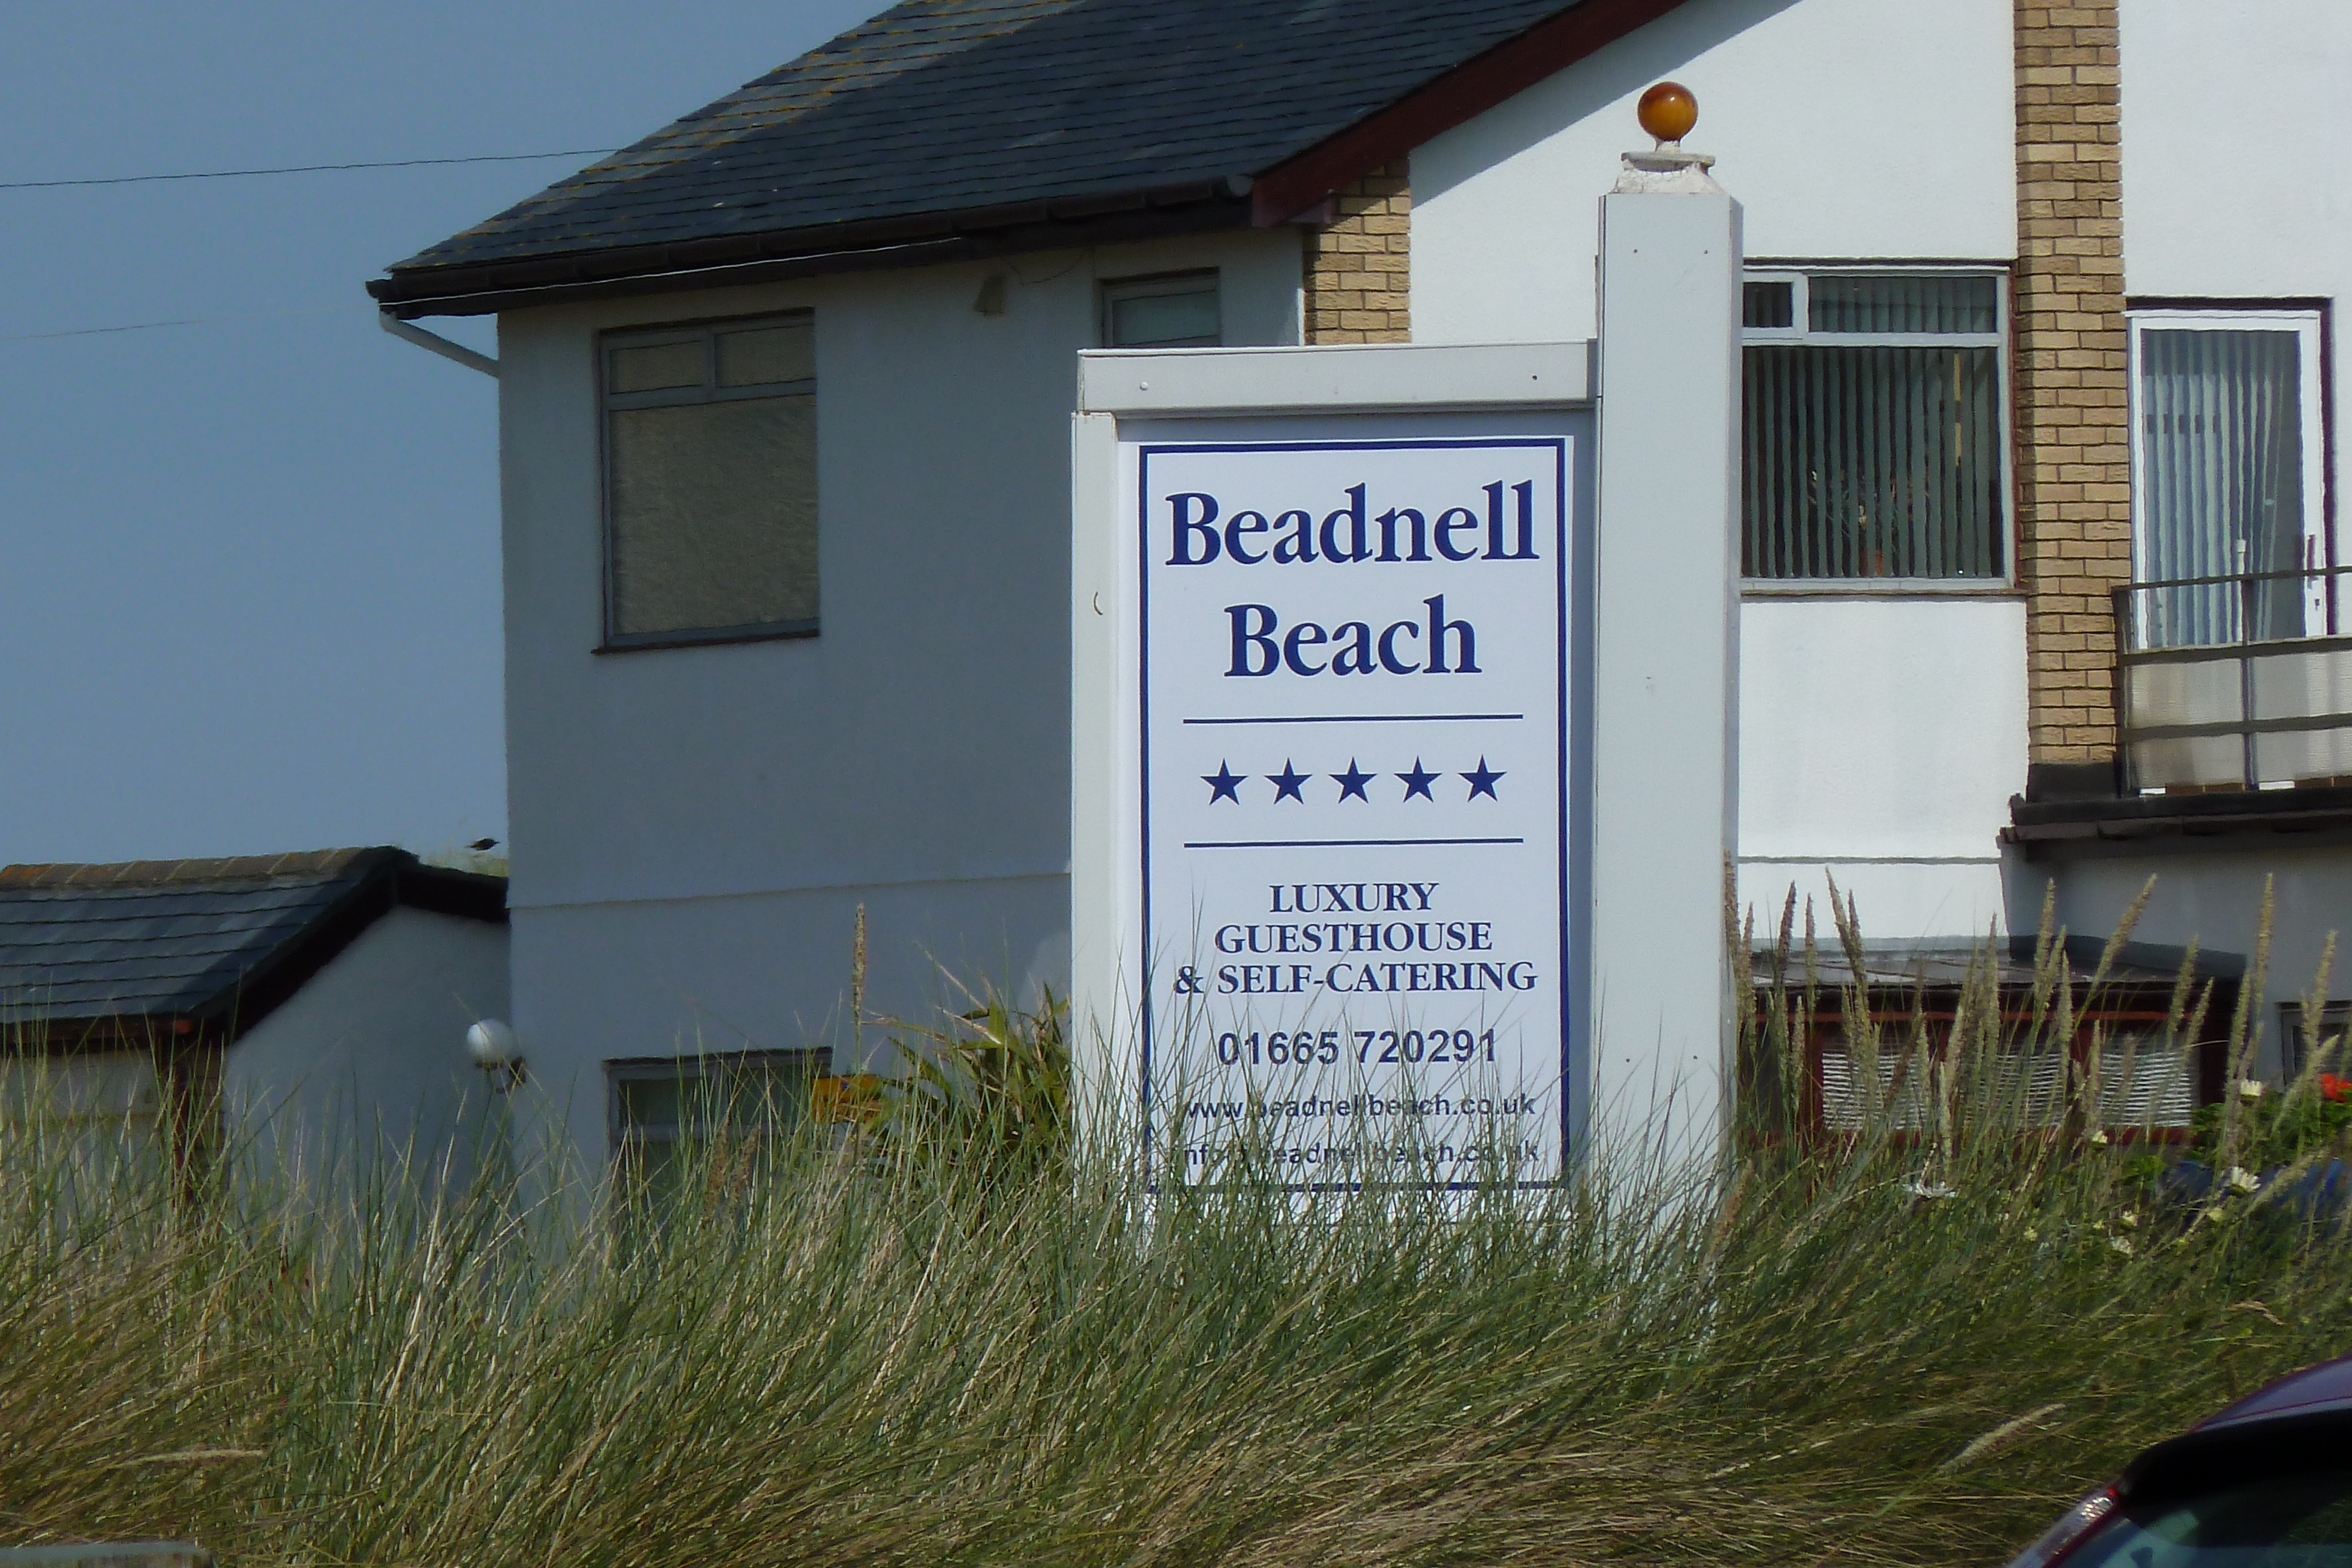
[[1636, 81, 1699, 145]]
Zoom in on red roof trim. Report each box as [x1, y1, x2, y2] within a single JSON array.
[[1251, 0, 1692, 225]]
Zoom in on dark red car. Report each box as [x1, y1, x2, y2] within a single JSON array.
[[2009, 1356, 2352, 1565]]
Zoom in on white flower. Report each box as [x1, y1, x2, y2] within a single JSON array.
[[2239, 1078, 2267, 1102], [2226, 1166, 2260, 1195], [2119, 1210, 2141, 1229], [2108, 1236, 2134, 1256], [2023, 1226, 2040, 1242], [2089, 1129, 2110, 1146], [1901, 1176, 1957, 1201]]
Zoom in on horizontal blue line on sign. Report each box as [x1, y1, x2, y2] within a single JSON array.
[[1182, 837, 1527, 849], [1182, 714, 1525, 726]]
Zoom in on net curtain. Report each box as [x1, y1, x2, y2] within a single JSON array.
[[2136, 328, 2307, 648]]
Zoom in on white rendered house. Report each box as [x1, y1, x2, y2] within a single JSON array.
[[370, 0, 2352, 1169]]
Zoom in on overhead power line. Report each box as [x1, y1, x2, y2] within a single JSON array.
[[5, 305, 370, 343], [0, 148, 619, 191]]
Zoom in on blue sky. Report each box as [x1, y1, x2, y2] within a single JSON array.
[[0, 0, 889, 867]]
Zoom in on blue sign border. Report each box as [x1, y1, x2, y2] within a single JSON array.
[[1135, 433, 1582, 1191]]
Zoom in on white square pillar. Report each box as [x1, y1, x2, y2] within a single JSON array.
[[1586, 165, 1742, 1169]]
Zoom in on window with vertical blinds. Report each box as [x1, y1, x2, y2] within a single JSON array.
[[2129, 315, 2320, 648], [1740, 272, 2008, 581]]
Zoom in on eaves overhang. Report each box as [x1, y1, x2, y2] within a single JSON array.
[[369, 181, 1256, 319]]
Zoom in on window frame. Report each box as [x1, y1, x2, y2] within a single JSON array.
[[596, 309, 820, 653], [604, 1048, 828, 1167], [1099, 269, 1222, 349], [2278, 999, 2351, 1081], [2126, 303, 2332, 626], [1738, 261, 2017, 594]]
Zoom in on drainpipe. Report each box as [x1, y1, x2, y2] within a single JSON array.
[[377, 309, 497, 377]]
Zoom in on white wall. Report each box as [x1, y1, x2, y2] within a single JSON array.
[[1412, 0, 2016, 346], [2028, 842, 2352, 1079], [225, 905, 509, 1182], [2119, 1, 2351, 551], [496, 228, 1301, 1167], [2120, 2, 2351, 300], [1735, 596, 2028, 941]]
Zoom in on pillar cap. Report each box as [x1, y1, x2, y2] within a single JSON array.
[[1612, 148, 1724, 196]]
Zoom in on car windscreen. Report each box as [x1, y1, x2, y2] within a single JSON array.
[[2070, 1469, 2352, 1566]]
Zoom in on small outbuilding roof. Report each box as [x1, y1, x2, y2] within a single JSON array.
[[0, 848, 506, 1040], [370, 0, 1686, 315]]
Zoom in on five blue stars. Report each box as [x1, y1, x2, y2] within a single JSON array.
[[1202, 757, 1506, 804]]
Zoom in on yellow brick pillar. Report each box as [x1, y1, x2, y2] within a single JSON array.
[[1302, 161, 1411, 344], [2015, 1, 2132, 763]]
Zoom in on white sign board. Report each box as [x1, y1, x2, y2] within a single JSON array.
[[1126, 423, 1583, 1187]]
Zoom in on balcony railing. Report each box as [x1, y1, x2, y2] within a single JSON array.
[[2114, 564, 2352, 793]]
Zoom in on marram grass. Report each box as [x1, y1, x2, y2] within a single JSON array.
[[3, 962, 2351, 1566]]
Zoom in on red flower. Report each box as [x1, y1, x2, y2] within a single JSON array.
[[2318, 1073, 2352, 1103]]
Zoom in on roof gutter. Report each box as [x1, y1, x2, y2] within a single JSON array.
[[379, 310, 497, 377], [369, 180, 1253, 319]]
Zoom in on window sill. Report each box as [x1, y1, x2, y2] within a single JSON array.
[[596, 621, 819, 654], [1740, 581, 2023, 601]]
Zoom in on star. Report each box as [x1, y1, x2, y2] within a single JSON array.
[[1331, 759, 1374, 802], [1462, 757, 1505, 800], [1268, 760, 1310, 803], [1202, 761, 1244, 804], [1397, 758, 1438, 801]]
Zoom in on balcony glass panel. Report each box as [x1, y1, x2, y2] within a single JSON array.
[[2126, 657, 2244, 730], [2128, 734, 2247, 791]]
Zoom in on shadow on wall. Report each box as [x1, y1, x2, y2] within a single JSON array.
[[1408, 0, 1807, 211]]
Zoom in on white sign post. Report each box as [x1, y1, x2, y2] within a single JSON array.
[[1073, 346, 1593, 1187], [1074, 176, 1741, 1188]]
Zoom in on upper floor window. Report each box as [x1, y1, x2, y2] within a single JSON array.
[[602, 313, 817, 648], [1740, 269, 2008, 582], [1101, 271, 1220, 348], [2127, 306, 2328, 648]]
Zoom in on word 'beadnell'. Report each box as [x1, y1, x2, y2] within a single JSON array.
[[1165, 482, 1539, 567]]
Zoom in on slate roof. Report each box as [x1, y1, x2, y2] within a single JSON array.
[[0, 848, 506, 1036], [372, 0, 1626, 309]]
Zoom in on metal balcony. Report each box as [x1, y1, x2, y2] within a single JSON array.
[[2115, 565, 2352, 793]]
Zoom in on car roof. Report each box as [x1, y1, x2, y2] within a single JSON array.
[[2200, 1356, 2352, 1430]]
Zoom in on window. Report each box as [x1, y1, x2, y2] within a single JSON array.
[[602, 313, 817, 647], [2128, 307, 2328, 647], [2280, 1000, 2351, 1081], [1101, 272, 1220, 348], [1740, 269, 2008, 581], [607, 1050, 822, 1209]]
